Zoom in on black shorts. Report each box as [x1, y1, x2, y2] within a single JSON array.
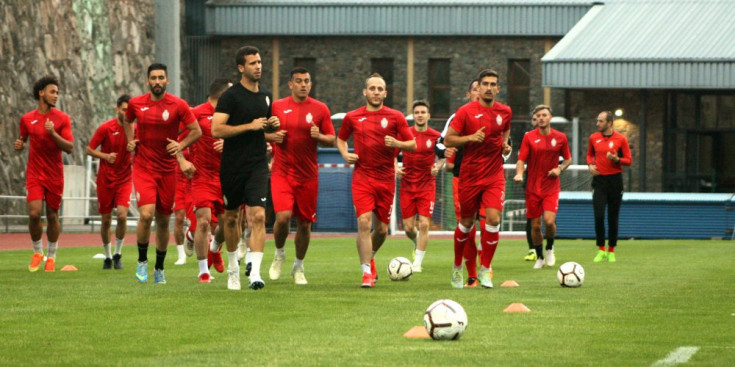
[[220, 160, 269, 210]]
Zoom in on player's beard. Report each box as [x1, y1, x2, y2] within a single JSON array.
[[481, 95, 495, 104], [150, 84, 166, 97], [43, 95, 56, 108], [366, 96, 383, 109]]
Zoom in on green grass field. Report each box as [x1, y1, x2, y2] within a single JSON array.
[[1, 238, 733, 366]]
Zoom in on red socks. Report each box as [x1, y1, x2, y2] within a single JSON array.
[[480, 226, 499, 268]]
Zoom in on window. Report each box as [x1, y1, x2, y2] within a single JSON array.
[[429, 59, 450, 117], [508, 59, 531, 119], [370, 58, 394, 108], [294, 58, 317, 98]]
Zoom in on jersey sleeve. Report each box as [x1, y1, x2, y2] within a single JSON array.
[[396, 115, 414, 141], [125, 99, 137, 122], [560, 134, 571, 160], [449, 108, 467, 135], [88, 124, 106, 149], [319, 104, 335, 135], [586, 135, 596, 165], [179, 100, 196, 126], [59, 114, 74, 142], [215, 91, 234, 116], [618, 135, 632, 166], [518, 133, 530, 162], [19, 117, 28, 137], [337, 115, 353, 141], [503, 108, 513, 132]]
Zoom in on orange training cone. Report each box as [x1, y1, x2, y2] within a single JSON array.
[[501, 280, 519, 287], [403, 326, 431, 338], [60, 265, 78, 271], [503, 303, 531, 313]]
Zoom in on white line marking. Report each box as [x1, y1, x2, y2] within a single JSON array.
[[651, 346, 700, 367]]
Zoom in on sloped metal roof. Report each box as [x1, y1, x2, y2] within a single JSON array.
[[542, 0, 735, 89], [205, 0, 595, 36]]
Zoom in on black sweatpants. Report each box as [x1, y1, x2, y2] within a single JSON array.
[[592, 173, 623, 248]]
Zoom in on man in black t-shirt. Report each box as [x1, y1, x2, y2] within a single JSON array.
[[212, 45, 279, 291]]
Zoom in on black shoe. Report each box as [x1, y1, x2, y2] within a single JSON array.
[[245, 262, 252, 276], [112, 254, 123, 270], [103, 258, 113, 270], [249, 280, 265, 290]]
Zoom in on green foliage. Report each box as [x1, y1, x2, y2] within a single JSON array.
[[1, 239, 733, 366]]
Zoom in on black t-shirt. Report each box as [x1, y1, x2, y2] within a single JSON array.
[[216, 82, 272, 172]]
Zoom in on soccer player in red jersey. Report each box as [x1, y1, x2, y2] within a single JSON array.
[[268, 67, 335, 285], [86, 94, 133, 270], [337, 73, 417, 288], [445, 69, 512, 289], [514, 105, 571, 269], [188, 78, 232, 283], [124, 63, 201, 284], [172, 126, 195, 266], [15, 75, 74, 273], [396, 100, 442, 273], [587, 110, 632, 263]]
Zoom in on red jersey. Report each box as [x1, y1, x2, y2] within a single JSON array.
[[518, 128, 571, 195], [449, 100, 512, 185], [586, 131, 632, 175], [401, 126, 441, 191], [271, 96, 334, 180], [88, 118, 133, 183], [19, 108, 74, 182], [190, 102, 221, 181], [338, 106, 414, 182], [125, 92, 196, 174]]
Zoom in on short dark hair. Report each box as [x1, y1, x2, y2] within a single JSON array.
[[147, 63, 167, 77], [116, 94, 131, 107], [532, 104, 552, 116], [33, 75, 59, 100], [476, 69, 499, 82], [467, 79, 478, 92], [412, 99, 430, 111], [208, 78, 232, 99], [290, 67, 310, 79], [236, 46, 260, 66], [602, 110, 614, 123]]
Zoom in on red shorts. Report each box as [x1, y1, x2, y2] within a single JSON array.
[[452, 176, 486, 221], [400, 187, 435, 219], [96, 176, 132, 214], [133, 167, 176, 215], [174, 172, 192, 212], [271, 175, 318, 223], [525, 190, 559, 219], [458, 179, 505, 219], [26, 177, 63, 211], [352, 176, 394, 224], [192, 176, 224, 220]]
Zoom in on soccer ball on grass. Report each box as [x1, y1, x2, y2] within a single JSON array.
[[557, 261, 585, 287], [423, 299, 468, 340], [387, 257, 412, 281]]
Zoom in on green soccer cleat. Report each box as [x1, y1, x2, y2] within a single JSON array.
[[524, 250, 537, 261], [450, 269, 464, 289], [479, 269, 493, 289], [607, 252, 616, 263], [593, 250, 607, 263], [136, 261, 148, 282]]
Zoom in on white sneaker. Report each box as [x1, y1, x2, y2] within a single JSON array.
[[545, 249, 556, 267], [450, 268, 463, 288], [174, 257, 186, 265], [533, 258, 545, 269], [227, 269, 241, 290], [412, 263, 422, 273], [237, 240, 247, 261], [292, 268, 308, 285], [269, 255, 285, 280]]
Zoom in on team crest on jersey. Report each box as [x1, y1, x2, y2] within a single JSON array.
[[551, 138, 557, 147], [426, 139, 432, 148], [609, 141, 614, 149], [496, 115, 503, 125], [380, 118, 388, 128], [306, 113, 313, 124], [162, 109, 170, 121], [265, 96, 270, 106]]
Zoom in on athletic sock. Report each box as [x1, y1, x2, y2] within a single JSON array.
[[176, 244, 186, 258], [250, 252, 264, 280], [154, 249, 166, 270], [453, 223, 472, 267], [32, 239, 43, 254], [361, 263, 371, 274], [103, 243, 112, 258], [245, 247, 252, 264], [598, 245, 606, 252], [210, 237, 222, 252], [526, 218, 534, 250], [608, 246, 615, 253], [227, 251, 239, 271], [137, 242, 149, 263], [480, 224, 499, 268], [534, 244, 544, 259], [464, 233, 478, 279], [275, 247, 285, 259], [114, 238, 124, 255], [413, 250, 426, 267], [47, 241, 58, 259], [198, 259, 209, 276], [546, 238, 555, 251], [293, 258, 304, 270]]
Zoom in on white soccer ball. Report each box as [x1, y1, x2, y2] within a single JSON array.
[[387, 257, 413, 281], [557, 261, 585, 287], [423, 299, 468, 340]]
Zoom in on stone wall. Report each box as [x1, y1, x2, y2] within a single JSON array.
[[0, 0, 155, 204]]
